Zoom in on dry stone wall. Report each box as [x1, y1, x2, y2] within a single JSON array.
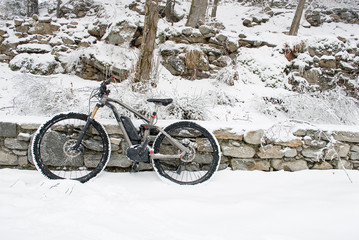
[[1, 2, 358, 89], [286, 37, 359, 100], [1, 120, 358, 172]]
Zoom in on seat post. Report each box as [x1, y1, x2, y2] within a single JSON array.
[[150, 104, 159, 125]]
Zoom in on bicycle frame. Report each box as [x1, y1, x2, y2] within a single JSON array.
[[86, 94, 190, 161]]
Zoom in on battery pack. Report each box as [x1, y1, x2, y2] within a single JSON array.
[[120, 116, 141, 145]]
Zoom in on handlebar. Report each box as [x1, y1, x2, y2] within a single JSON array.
[[98, 76, 114, 97], [102, 76, 114, 86]]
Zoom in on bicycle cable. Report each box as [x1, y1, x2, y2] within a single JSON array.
[[87, 88, 100, 115]]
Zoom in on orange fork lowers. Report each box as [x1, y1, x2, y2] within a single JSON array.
[[90, 105, 100, 119]]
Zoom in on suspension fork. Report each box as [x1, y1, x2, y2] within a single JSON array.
[[72, 104, 101, 150]]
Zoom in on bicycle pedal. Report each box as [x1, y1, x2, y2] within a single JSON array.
[[131, 162, 140, 173]]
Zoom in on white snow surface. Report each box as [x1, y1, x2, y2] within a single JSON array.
[[1, 168, 359, 240], [1, 3, 359, 238], [1, 1, 359, 239]]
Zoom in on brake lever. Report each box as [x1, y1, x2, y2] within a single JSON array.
[[98, 76, 115, 97]]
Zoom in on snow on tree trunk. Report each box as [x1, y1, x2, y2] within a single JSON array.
[[134, 0, 159, 84], [27, 0, 39, 17], [186, 0, 208, 28], [289, 0, 306, 36]]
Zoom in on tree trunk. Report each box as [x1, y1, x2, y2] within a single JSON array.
[[289, 0, 306, 36], [134, 0, 159, 84], [270, 0, 275, 8], [211, 0, 219, 18], [57, 0, 62, 18], [186, 0, 208, 28], [164, 0, 175, 22], [27, 0, 39, 17]]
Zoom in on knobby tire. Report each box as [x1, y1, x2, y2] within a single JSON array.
[[32, 112, 111, 183]]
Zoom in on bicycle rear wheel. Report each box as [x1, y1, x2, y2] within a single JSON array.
[[32, 112, 111, 183], [152, 121, 220, 185]]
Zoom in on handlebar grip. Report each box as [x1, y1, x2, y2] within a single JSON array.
[[105, 76, 114, 85], [102, 76, 112, 86], [100, 76, 114, 88]]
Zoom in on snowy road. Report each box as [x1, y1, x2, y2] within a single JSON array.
[[1, 168, 359, 240]]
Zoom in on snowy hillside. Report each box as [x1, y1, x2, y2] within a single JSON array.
[[0, 0, 358, 126]]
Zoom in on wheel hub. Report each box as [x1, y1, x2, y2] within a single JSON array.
[[63, 139, 83, 158], [180, 139, 197, 163]]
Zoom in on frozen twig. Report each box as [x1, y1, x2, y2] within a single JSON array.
[[263, 119, 353, 183]]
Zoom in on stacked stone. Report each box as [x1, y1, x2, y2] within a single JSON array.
[[1, 121, 358, 173], [159, 26, 276, 79], [287, 38, 359, 99], [57, 0, 102, 18], [0, 122, 38, 167], [0, 121, 151, 171], [305, 8, 359, 26], [1, 11, 145, 81], [215, 128, 359, 171]]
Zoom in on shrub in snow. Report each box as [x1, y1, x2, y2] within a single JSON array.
[[13, 75, 81, 116], [167, 95, 209, 120], [216, 66, 237, 86], [262, 87, 359, 125], [9, 53, 58, 75], [214, 90, 237, 107], [235, 46, 287, 87]]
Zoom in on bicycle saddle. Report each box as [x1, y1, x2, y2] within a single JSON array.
[[147, 98, 173, 106]]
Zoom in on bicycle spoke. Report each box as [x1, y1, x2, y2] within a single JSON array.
[[153, 121, 220, 185], [32, 113, 110, 183]]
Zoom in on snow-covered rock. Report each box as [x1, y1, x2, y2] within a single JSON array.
[[103, 19, 138, 46], [17, 44, 52, 54], [88, 20, 109, 39], [59, 0, 102, 18], [9, 53, 58, 75]]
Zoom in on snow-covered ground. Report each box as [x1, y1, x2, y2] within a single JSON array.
[[1, 0, 359, 125], [1, 168, 359, 240], [1, 2, 359, 238]]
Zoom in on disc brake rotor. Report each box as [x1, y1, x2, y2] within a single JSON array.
[[63, 139, 83, 158], [180, 139, 197, 163]]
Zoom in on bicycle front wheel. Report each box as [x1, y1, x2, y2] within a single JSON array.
[[32, 112, 111, 183], [152, 121, 220, 185]]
